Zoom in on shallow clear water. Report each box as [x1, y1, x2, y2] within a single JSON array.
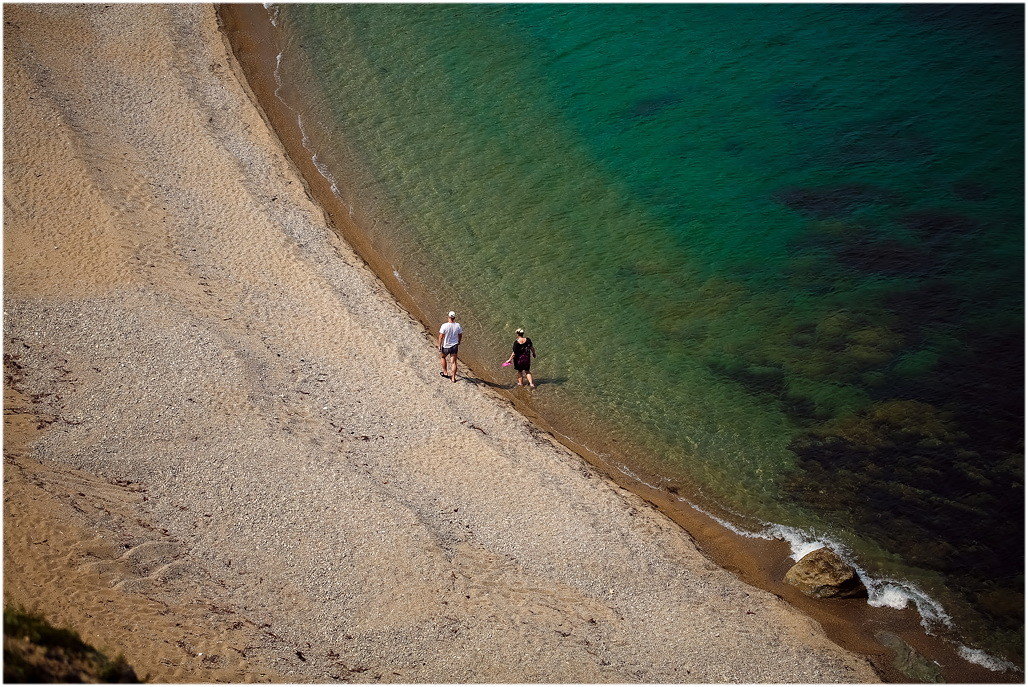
[[270, 4, 1023, 663]]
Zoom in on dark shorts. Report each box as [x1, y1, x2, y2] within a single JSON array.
[[441, 344, 459, 356], [514, 358, 531, 371]]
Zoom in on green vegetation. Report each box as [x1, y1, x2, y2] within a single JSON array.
[[3, 606, 140, 683]]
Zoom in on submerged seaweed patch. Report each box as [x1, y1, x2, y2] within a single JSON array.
[[833, 117, 935, 166], [950, 180, 993, 203], [626, 94, 683, 119], [785, 401, 1024, 653], [282, 1, 1025, 661], [773, 184, 899, 219]]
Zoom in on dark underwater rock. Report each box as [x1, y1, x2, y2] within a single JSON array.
[[833, 236, 932, 276], [951, 180, 993, 202], [904, 4, 1024, 51], [783, 398, 1024, 645], [833, 116, 934, 166], [874, 631, 943, 683], [784, 547, 867, 599], [773, 184, 898, 219], [626, 94, 682, 119], [900, 210, 980, 245]]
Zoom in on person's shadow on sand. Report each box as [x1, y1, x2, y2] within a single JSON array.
[[462, 377, 515, 390], [527, 377, 568, 387], [463, 376, 568, 390]]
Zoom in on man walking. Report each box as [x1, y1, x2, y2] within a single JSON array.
[[438, 310, 463, 383]]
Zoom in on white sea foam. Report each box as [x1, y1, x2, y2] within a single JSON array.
[[310, 153, 340, 196], [762, 522, 832, 560], [582, 463, 962, 644], [263, 3, 279, 27], [659, 494, 965, 641], [260, 29, 998, 660], [668, 495, 1024, 674], [280, 96, 340, 198], [864, 582, 914, 610], [956, 643, 1020, 672], [682, 499, 767, 539], [271, 52, 340, 197], [611, 462, 663, 490], [756, 525, 956, 634], [272, 53, 295, 112], [547, 449, 1011, 674], [862, 577, 952, 631]]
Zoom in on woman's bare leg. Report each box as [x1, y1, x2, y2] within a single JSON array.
[[526, 372, 535, 388], [516, 370, 524, 386]]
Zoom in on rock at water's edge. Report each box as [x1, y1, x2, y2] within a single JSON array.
[[784, 547, 867, 599], [874, 630, 944, 683]]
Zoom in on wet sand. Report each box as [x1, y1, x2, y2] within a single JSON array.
[[3, 4, 885, 682], [219, 5, 1018, 685]]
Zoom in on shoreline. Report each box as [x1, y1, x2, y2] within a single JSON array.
[[217, 5, 1019, 683], [5, 3, 879, 682], [0, 3, 1007, 682]]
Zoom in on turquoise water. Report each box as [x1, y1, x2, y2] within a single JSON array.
[[269, 4, 1023, 664]]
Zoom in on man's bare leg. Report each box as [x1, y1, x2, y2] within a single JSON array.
[[440, 352, 449, 377], [450, 354, 458, 382]]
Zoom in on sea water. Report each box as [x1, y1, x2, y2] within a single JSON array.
[[267, 4, 1023, 665]]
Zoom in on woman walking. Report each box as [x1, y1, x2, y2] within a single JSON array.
[[505, 328, 537, 388]]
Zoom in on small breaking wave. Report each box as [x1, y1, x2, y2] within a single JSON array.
[[262, 3, 279, 27], [658, 492, 968, 646], [955, 643, 1020, 673], [269, 47, 342, 198], [310, 151, 341, 196], [604, 471, 1020, 675], [683, 502, 1022, 673], [271, 52, 294, 112], [249, 6, 1021, 673], [862, 577, 952, 631]]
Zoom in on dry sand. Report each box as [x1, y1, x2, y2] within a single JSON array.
[[3, 4, 880, 682]]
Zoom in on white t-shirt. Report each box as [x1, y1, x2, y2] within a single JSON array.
[[439, 321, 463, 348]]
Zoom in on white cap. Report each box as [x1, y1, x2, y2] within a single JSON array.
[[448, 311, 456, 318]]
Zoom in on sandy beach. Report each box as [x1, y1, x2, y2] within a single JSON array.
[[3, 4, 881, 682]]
